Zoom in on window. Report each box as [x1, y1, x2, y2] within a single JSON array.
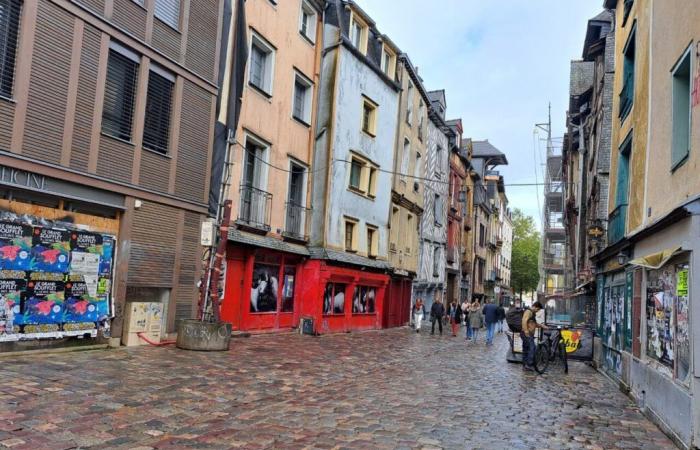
[[349, 158, 362, 190], [249, 32, 275, 95], [432, 246, 440, 277], [401, 139, 410, 181], [299, 0, 316, 43], [361, 97, 377, 136], [417, 100, 424, 141], [615, 136, 631, 207], [352, 286, 376, 314], [671, 47, 692, 170], [347, 153, 377, 198], [102, 45, 139, 142], [0, 0, 21, 99], [240, 136, 270, 227], [285, 162, 306, 239], [390, 206, 399, 252], [250, 263, 279, 313], [405, 214, 413, 254], [413, 152, 421, 191], [292, 71, 313, 124], [344, 219, 358, 252], [381, 45, 396, 79], [366, 225, 377, 258], [406, 81, 413, 125], [324, 282, 346, 315], [143, 65, 174, 154], [479, 224, 486, 247], [434, 194, 442, 226], [619, 25, 635, 120], [350, 14, 368, 55], [154, 0, 180, 29]]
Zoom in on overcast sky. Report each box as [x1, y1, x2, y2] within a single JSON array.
[[356, 0, 604, 227]]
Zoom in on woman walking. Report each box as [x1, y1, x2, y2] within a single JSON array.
[[413, 298, 426, 333], [468, 300, 483, 342], [462, 300, 471, 340], [447, 301, 462, 337]]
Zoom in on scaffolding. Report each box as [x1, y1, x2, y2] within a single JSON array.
[[537, 106, 567, 300]]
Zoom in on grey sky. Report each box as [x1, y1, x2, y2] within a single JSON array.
[[355, 0, 604, 226]]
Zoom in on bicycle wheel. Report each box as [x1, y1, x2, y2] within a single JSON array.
[[534, 344, 550, 374], [559, 340, 568, 373]]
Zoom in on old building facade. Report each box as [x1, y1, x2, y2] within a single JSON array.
[[220, 0, 325, 333], [0, 0, 223, 347]]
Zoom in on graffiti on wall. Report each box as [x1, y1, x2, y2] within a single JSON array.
[[0, 215, 115, 341]]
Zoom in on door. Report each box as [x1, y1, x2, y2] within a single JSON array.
[[242, 142, 265, 225]]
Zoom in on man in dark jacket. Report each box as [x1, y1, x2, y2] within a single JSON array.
[[496, 304, 506, 333], [430, 299, 445, 335], [482, 300, 499, 345]]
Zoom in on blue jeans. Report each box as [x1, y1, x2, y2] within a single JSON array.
[[521, 332, 536, 367], [486, 322, 496, 344], [465, 323, 472, 339]]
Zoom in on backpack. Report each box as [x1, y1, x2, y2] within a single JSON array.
[[506, 308, 526, 333]]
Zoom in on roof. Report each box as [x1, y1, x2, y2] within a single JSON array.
[[471, 140, 509, 165], [427, 90, 446, 108], [583, 10, 613, 59], [229, 229, 310, 256], [308, 247, 391, 270], [603, 0, 616, 9]]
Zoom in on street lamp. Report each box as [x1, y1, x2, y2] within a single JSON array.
[[617, 250, 629, 266]]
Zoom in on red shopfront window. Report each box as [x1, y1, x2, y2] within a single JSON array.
[[250, 257, 298, 314], [323, 282, 347, 315], [352, 285, 377, 314]]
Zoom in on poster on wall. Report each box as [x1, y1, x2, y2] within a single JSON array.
[[31, 228, 70, 273], [646, 267, 674, 370], [64, 274, 108, 325], [19, 272, 65, 332], [250, 264, 279, 313], [676, 265, 690, 384], [0, 271, 24, 338], [0, 222, 32, 271]]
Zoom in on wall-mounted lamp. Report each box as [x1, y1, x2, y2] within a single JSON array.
[[617, 250, 629, 266]]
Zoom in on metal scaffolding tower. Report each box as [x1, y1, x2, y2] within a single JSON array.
[[537, 106, 567, 299]]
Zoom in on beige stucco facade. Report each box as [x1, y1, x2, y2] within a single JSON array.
[[389, 58, 428, 275], [221, 0, 323, 239], [608, 0, 651, 235]]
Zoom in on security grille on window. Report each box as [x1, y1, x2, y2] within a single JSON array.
[[0, 0, 21, 99], [155, 0, 180, 29], [143, 66, 174, 154], [102, 45, 140, 141]]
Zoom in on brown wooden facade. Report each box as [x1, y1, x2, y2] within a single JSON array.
[[0, 0, 223, 339]]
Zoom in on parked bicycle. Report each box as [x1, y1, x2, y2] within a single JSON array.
[[533, 326, 568, 374]]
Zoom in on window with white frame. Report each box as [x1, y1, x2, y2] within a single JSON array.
[[0, 0, 22, 99], [299, 0, 317, 43], [155, 0, 180, 29], [350, 14, 368, 55], [249, 31, 275, 95], [292, 71, 313, 124]]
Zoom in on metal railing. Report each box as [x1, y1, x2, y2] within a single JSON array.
[[608, 204, 628, 245], [619, 73, 633, 119], [283, 202, 309, 241], [238, 184, 272, 232]]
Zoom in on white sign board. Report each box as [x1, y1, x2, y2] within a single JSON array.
[[201, 219, 216, 247]]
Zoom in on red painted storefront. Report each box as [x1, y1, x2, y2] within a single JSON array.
[[222, 247, 390, 334], [384, 276, 412, 328]]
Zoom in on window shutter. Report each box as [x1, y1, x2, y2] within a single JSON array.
[[143, 70, 174, 154], [155, 0, 180, 29], [102, 49, 139, 141], [0, 0, 22, 98]]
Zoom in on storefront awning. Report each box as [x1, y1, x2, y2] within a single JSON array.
[[228, 229, 310, 256], [629, 246, 682, 269]]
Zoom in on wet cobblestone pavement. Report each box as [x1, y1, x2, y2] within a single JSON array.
[[0, 329, 677, 449]]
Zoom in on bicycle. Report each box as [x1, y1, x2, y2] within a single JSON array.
[[533, 327, 568, 374]]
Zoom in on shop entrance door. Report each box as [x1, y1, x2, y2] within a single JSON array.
[[245, 253, 299, 331]]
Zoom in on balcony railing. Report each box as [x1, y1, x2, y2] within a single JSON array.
[[283, 202, 310, 242], [237, 184, 272, 232], [619, 73, 633, 119], [608, 203, 628, 245]]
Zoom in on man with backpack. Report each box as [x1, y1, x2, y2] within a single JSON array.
[[520, 302, 545, 371]]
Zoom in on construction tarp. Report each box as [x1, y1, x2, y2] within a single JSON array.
[[629, 246, 682, 270]]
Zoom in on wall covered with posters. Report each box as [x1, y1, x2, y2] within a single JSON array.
[[0, 214, 115, 341]]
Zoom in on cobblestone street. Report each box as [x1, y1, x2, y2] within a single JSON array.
[[0, 329, 676, 450]]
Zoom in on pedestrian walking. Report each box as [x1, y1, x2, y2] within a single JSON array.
[[430, 299, 445, 335], [447, 300, 462, 337], [468, 300, 483, 342], [496, 303, 506, 333], [413, 299, 426, 333], [462, 300, 472, 340], [482, 300, 498, 345], [521, 301, 546, 371]]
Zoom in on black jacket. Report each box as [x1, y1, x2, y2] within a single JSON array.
[[447, 304, 462, 324], [496, 306, 506, 321], [430, 302, 445, 318]]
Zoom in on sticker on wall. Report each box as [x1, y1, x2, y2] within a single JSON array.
[[31, 227, 71, 273], [19, 272, 65, 326], [0, 222, 32, 271]]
